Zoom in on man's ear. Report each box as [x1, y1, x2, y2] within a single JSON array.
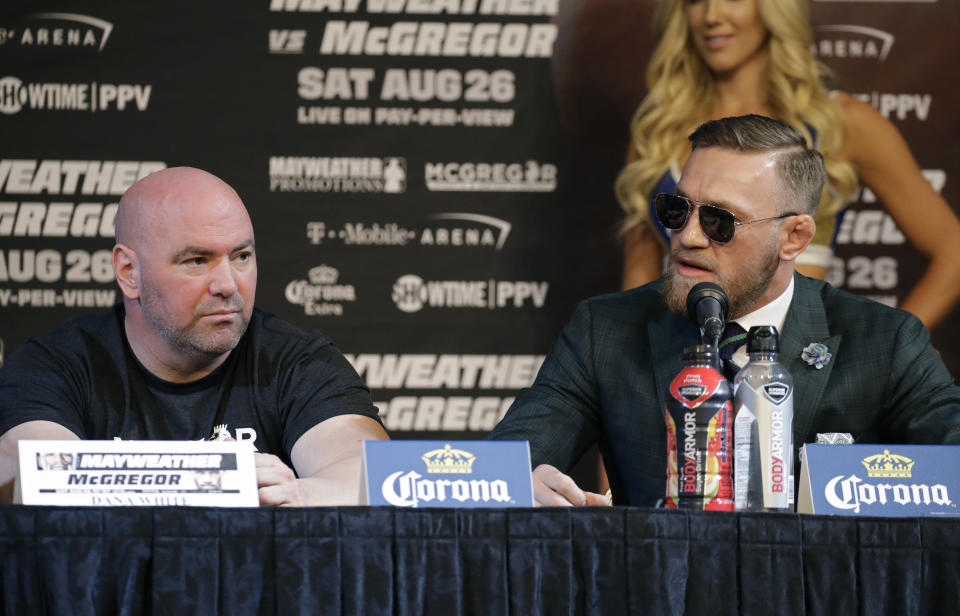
[[779, 214, 816, 262], [113, 244, 140, 300]]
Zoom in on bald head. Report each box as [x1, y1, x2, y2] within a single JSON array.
[[112, 167, 257, 382], [115, 167, 249, 251]]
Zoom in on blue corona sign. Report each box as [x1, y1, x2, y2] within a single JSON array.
[[360, 440, 534, 508], [798, 444, 960, 516]]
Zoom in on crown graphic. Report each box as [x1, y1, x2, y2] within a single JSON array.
[[421, 444, 476, 474], [861, 449, 914, 478], [308, 265, 338, 285]]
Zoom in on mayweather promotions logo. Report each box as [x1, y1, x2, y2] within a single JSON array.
[[269, 156, 405, 193]]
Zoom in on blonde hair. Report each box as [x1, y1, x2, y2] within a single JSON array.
[[615, 0, 857, 235]]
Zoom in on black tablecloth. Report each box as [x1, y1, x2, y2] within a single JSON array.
[[2, 505, 958, 615]]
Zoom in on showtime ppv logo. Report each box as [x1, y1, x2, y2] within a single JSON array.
[[425, 161, 556, 192], [0, 76, 151, 115], [269, 156, 405, 193], [391, 274, 547, 312], [854, 91, 932, 121], [813, 25, 894, 62], [0, 12, 113, 52], [380, 444, 512, 507]]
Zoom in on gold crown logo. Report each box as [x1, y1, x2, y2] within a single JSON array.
[[309, 265, 338, 285], [421, 444, 476, 474], [861, 449, 914, 478]]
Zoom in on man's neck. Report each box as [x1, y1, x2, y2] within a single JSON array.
[[735, 266, 795, 320], [123, 310, 229, 383], [735, 275, 794, 334]]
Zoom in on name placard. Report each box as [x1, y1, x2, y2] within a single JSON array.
[[360, 440, 534, 508], [797, 443, 960, 516], [16, 440, 258, 507]]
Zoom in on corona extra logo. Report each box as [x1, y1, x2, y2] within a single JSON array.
[[861, 449, 914, 478], [422, 444, 475, 474]]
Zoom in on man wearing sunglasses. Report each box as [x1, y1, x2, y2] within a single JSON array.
[[490, 114, 960, 507]]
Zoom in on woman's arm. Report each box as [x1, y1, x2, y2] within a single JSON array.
[[838, 93, 960, 329]]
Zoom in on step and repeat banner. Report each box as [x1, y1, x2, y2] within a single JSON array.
[[2, 2, 958, 456]]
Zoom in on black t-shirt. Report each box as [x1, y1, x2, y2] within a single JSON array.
[[0, 306, 381, 470]]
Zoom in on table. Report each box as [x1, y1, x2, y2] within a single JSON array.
[[2, 505, 957, 615]]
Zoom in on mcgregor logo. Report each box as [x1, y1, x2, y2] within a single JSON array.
[[425, 161, 557, 192]]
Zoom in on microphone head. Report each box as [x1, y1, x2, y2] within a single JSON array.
[[685, 282, 730, 340]]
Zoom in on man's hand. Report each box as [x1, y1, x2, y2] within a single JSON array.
[[532, 463, 611, 507], [255, 452, 305, 506], [0, 421, 80, 504]]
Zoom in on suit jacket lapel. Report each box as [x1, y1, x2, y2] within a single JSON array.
[[782, 274, 841, 442]]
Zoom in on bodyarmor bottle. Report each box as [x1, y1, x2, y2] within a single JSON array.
[[733, 326, 794, 511], [665, 345, 734, 510]]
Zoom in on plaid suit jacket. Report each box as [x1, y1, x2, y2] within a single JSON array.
[[489, 273, 960, 506]]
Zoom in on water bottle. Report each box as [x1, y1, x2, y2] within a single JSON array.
[[664, 345, 734, 510], [733, 326, 794, 511]]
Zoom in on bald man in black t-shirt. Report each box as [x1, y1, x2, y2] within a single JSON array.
[[0, 167, 388, 505]]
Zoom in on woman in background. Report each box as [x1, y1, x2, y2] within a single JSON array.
[[616, 0, 960, 330]]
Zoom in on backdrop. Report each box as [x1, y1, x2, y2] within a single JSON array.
[[2, 1, 957, 487]]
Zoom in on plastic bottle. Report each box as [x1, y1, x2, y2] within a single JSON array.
[[664, 345, 734, 510], [733, 326, 794, 511]]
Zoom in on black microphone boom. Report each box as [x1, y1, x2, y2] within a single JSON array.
[[686, 282, 730, 346]]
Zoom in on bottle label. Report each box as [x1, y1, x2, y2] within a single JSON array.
[[734, 406, 757, 509], [734, 380, 793, 510], [664, 366, 733, 510], [669, 367, 725, 408]]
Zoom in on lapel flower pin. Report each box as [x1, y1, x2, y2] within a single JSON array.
[[801, 342, 832, 369]]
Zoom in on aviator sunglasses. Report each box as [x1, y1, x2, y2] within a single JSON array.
[[655, 193, 797, 244]]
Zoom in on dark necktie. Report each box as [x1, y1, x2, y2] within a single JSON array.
[[719, 322, 748, 381]]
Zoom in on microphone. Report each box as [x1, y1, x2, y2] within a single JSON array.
[[685, 282, 729, 348]]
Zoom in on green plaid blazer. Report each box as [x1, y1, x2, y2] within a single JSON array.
[[489, 273, 960, 506]]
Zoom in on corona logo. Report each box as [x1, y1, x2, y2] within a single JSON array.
[[861, 449, 914, 478], [308, 264, 338, 285], [380, 470, 511, 507], [422, 444, 475, 474]]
